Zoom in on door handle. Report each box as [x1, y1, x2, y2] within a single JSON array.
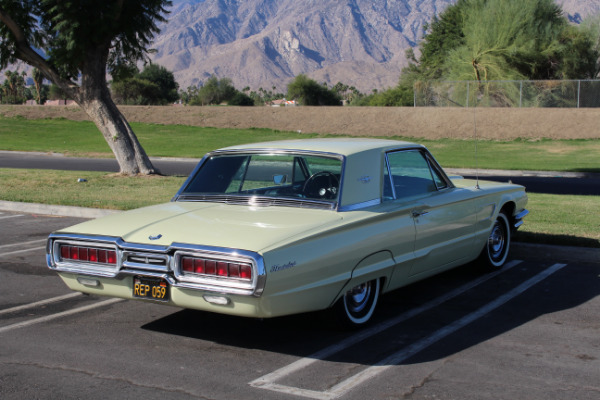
[[412, 210, 430, 218]]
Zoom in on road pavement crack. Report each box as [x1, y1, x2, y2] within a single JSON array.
[[400, 359, 452, 399], [4, 361, 216, 400]]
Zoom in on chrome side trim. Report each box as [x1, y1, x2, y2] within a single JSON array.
[[176, 194, 336, 210], [513, 209, 529, 229], [47, 233, 267, 297], [338, 198, 381, 212]]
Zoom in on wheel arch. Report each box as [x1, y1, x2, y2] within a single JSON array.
[[328, 250, 394, 308], [498, 200, 525, 234]]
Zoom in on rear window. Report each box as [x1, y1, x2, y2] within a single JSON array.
[[182, 153, 343, 202]]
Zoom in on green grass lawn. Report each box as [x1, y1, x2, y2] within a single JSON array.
[[1, 115, 599, 172], [0, 116, 598, 248], [0, 168, 185, 210], [0, 168, 597, 248]]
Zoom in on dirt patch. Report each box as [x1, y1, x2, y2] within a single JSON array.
[[1, 105, 598, 140]]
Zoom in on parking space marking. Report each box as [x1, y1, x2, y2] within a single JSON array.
[[251, 260, 522, 391], [251, 262, 567, 400], [0, 238, 46, 250], [0, 292, 82, 316], [0, 298, 124, 334], [0, 246, 46, 257], [0, 214, 24, 221]]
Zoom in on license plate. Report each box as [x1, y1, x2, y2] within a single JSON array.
[[133, 276, 169, 302]]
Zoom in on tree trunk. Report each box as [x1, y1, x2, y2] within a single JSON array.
[[76, 48, 158, 175], [79, 96, 158, 175]]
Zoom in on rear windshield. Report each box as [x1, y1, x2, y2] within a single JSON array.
[[181, 153, 343, 202]]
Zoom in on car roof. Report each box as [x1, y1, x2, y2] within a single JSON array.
[[217, 138, 421, 156]]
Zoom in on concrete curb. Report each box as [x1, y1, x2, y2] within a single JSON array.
[[0, 200, 120, 219]]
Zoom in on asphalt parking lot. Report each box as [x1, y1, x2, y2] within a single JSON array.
[[1, 210, 598, 400]]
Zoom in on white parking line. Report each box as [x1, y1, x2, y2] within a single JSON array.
[[0, 292, 82, 316], [0, 238, 46, 250], [250, 262, 567, 400], [0, 214, 24, 221], [0, 246, 46, 257], [251, 260, 522, 391], [0, 298, 124, 334]]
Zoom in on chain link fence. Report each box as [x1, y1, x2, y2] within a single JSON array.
[[414, 80, 600, 108]]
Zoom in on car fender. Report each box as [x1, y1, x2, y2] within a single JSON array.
[[329, 250, 395, 307]]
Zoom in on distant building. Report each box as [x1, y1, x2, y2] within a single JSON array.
[[267, 99, 297, 107], [44, 100, 77, 106]]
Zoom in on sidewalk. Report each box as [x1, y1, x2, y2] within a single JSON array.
[[0, 200, 119, 218]]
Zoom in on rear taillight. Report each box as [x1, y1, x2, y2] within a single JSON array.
[[181, 255, 252, 281], [59, 244, 117, 265]]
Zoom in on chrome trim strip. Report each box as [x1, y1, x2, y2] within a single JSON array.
[[384, 152, 396, 200], [47, 233, 267, 297], [175, 194, 336, 210], [122, 251, 170, 272], [515, 209, 529, 220], [513, 209, 529, 229], [338, 198, 382, 212], [514, 220, 524, 229]]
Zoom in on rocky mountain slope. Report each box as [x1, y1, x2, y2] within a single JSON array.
[[150, 0, 455, 92], [150, 0, 600, 93]]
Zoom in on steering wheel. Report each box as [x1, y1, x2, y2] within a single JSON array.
[[302, 171, 339, 199]]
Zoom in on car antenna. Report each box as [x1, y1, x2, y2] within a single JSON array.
[[473, 104, 480, 190]]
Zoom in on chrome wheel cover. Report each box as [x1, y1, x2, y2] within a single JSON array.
[[489, 222, 506, 262], [346, 283, 371, 314], [342, 279, 380, 325]]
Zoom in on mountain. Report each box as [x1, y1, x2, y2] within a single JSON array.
[[150, 0, 455, 92], [151, 0, 600, 93], [559, 0, 600, 23]]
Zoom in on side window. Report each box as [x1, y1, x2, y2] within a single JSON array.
[[386, 150, 438, 199], [428, 154, 449, 190]]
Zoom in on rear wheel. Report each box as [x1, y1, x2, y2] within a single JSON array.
[[479, 211, 511, 269], [334, 279, 380, 327]]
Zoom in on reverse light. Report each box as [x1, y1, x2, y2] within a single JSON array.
[[203, 295, 230, 305]]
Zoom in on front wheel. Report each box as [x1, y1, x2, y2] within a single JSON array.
[[479, 211, 511, 269], [333, 279, 380, 328]]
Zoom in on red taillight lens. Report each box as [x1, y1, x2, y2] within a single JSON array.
[[205, 260, 216, 275], [239, 264, 252, 279], [217, 261, 228, 277], [228, 263, 240, 278], [180, 256, 252, 281], [70, 246, 79, 260], [59, 245, 117, 265], [182, 257, 194, 272], [78, 247, 89, 261], [194, 259, 205, 274], [107, 251, 117, 264]]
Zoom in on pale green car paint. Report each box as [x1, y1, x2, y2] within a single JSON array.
[[48, 139, 528, 321], [60, 202, 344, 252]]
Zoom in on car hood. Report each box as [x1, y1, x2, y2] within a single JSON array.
[[58, 202, 343, 252]]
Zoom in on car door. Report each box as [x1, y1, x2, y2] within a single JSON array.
[[386, 149, 478, 277]]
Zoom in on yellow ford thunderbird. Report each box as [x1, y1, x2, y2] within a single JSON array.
[[47, 139, 528, 327]]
